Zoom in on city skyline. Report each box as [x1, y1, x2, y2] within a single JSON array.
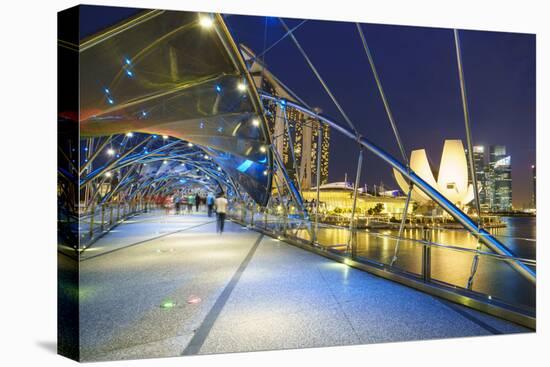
[[223, 15, 535, 208], [77, 7, 536, 207], [56, 7, 538, 362]]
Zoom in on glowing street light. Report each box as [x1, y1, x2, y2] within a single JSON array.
[[251, 118, 260, 127], [107, 148, 115, 156], [104, 172, 112, 177], [198, 15, 214, 28], [237, 82, 247, 92], [187, 142, 193, 147], [125, 132, 134, 137], [162, 135, 169, 139], [259, 146, 267, 153]]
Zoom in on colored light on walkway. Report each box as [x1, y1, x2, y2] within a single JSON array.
[[187, 296, 202, 304], [160, 300, 176, 309]]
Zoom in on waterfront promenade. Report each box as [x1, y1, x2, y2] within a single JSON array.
[[71, 211, 529, 361]]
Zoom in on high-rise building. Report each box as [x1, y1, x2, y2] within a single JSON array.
[[488, 145, 512, 211], [466, 144, 513, 212], [466, 145, 489, 212], [240, 45, 330, 189]]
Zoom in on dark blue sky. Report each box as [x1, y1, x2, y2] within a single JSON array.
[[224, 15, 535, 207], [78, 6, 536, 207]]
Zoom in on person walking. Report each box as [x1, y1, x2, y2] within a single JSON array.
[[195, 193, 201, 212], [206, 192, 215, 217], [174, 193, 181, 215], [214, 193, 228, 234], [181, 194, 188, 214], [187, 193, 194, 214]]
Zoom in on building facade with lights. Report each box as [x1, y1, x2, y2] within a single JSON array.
[[468, 144, 513, 212], [240, 45, 330, 190], [488, 145, 513, 211]]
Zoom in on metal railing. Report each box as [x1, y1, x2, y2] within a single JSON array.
[[228, 201, 536, 329], [78, 200, 159, 250]]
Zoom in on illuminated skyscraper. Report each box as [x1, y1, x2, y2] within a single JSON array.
[[240, 45, 330, 189], [466, 145, 489, 212], [488, 145, 512, 211]]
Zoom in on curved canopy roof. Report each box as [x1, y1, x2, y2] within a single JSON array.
[[78, 10, 273, 205]]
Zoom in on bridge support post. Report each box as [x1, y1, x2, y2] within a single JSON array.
[[390, 183, 413, 266], [88, 204, 95, 239], [347, 148, 363, 255], [313, 125, 322, 245], [422, 227, 432, 282], [100, 204, 105, 232], [467, 241, 482, 290]]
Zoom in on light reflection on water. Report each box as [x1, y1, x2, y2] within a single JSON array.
[[292, 216, 536, 310]]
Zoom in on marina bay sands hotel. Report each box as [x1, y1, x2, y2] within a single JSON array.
[[241, 45, 330, 190]]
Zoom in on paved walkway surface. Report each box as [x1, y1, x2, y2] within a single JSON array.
[[78, 212, 530, 362]]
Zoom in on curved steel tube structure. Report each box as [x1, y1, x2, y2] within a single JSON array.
[[259, 92, 536, 285]]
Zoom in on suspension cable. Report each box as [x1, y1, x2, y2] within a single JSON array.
[[356, 23, 408, 166], [454, 29, 482, 226], [252, 20, 308, 65], [279, 18, 360, 137]]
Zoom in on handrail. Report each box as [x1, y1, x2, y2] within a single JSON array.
[[258, 92, 536, 284], [281, 217, 536, 267]]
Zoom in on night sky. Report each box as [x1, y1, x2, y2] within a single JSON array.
[[78, 6, 536, 208]]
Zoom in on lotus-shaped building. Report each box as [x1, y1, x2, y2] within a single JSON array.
[[393, 140, 475, 209]]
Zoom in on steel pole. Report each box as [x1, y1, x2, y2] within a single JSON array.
[[347, 149, 363, 253], [259, 93, 535, 284]]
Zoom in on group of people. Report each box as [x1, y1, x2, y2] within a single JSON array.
[[164, 191, 229, 234], [171, 192, 202, 214]]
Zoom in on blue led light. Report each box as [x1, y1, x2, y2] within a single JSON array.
[[259, 157, 267, 164], [280, 99, 287, 107], [107, 98, 114, 105], [126, 70, 134, 77], [104, 88, 110, 94], [152, 135, 157, 139], [237, 159, 253, 173], [215, 85, 222, 93], [199, 122, 205, 129], [84, 147, 88, 151], [125, 57, 131, 65], [142, 111, 147, 117]]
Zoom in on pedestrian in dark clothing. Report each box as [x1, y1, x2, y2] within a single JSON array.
[[195, 193, 200, 212]]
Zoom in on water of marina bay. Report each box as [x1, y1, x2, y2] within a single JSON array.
[[310, 216, 536, 311]]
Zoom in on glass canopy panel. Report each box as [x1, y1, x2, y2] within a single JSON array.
[[78, 10, 273, 205]]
